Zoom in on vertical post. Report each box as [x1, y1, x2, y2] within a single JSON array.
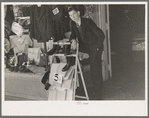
[[77, 59, 89, 100], [72, 40, 79, 100], [98, 5, 109, 81], [106, 4, 112, 78], [43, 41, 48, 71]]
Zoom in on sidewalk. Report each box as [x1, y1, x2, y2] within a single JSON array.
[[5, 60, 145, 101], [5, 68, 49, 100], [102, 54, 145, 100]]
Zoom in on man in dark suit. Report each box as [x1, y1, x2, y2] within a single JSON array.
[[68, 6, 105, 100]]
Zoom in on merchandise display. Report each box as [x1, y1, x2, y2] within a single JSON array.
[[4, 5, 90, 101], [29, 5, 54, 42], [9, 35, 33, 66]]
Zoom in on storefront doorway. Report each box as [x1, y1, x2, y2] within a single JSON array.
[[109, 5, 145, 71]]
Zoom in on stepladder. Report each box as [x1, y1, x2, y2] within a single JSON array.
[[48, 38, 89, 101]]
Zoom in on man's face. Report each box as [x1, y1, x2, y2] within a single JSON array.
[[69, 10, 80, 23]]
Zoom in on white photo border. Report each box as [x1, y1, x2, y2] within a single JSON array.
[[1, 1, 148, 116]]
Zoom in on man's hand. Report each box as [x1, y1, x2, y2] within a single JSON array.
[[63, 38, 69, 42], [71, 39, 77, 50]]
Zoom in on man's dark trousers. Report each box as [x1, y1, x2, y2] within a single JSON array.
[[88, 45, 103, 98]]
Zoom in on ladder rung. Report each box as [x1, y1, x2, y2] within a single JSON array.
[[53, 54, 77, 57], [53, 42, 71, 45], [75, 95, 89, 99], [66, 54, 77, 57]]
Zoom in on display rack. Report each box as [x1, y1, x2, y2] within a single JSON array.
[[51, 39, 89, 100]]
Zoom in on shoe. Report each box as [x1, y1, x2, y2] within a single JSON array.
[[70, 49, 76, 54], [6, 63, 10, 68], [47, 45, 56, 55], [55, 45, 60, 54], [47, 45, 60, 55], [9, 67, 14, 72], [62, 57, 75, 72], [58, 44, 75, 55], [63, 45, 71, 55], [55, 57, 60, 63], [58, 47, 64, 54], [45, 83, 51, 90], [62, 57, 71, 72], [41, 71, 50, 84], [14, 66, 19, 72], [19, 65, 26, 72]]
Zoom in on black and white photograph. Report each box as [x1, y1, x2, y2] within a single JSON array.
[[1, 1, 148, 116]]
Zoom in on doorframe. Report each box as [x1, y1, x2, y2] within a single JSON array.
[[93, 5, 112, 81]]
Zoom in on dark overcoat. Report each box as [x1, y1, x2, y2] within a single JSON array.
[[70, 18, 105, 52]]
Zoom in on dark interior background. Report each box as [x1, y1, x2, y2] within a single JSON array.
[[109, 5, 145, 69]]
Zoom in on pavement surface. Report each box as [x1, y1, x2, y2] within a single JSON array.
[[102, 62, 145, 100], [5, 55, 145, 101]]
